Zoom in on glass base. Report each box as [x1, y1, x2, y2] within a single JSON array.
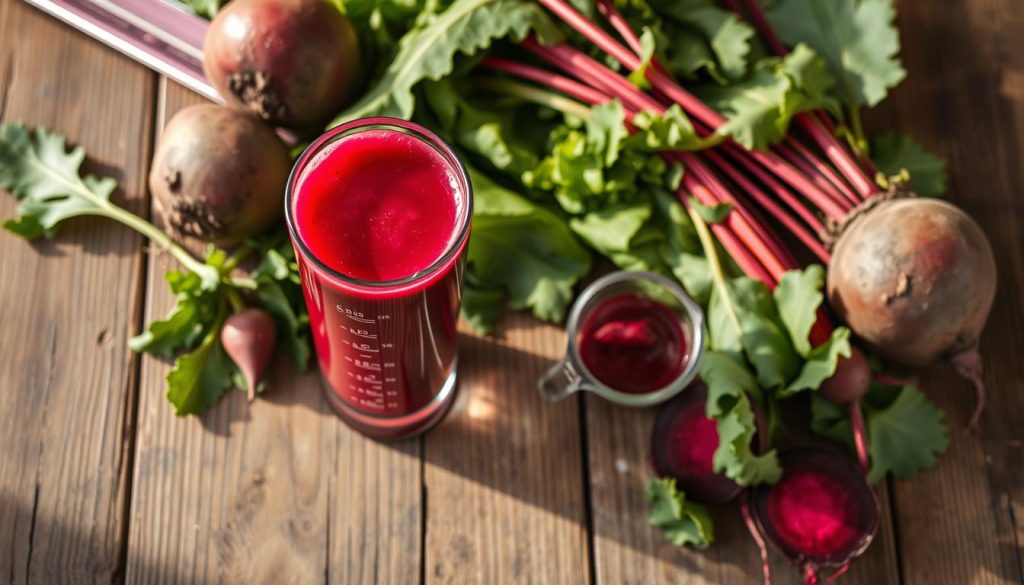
[[321, 361, 458, 440]]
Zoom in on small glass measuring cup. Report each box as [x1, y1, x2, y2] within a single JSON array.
[[539, 271, 705, 407]]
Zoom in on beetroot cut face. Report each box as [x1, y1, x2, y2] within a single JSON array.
[[650, 383, 743, 504], [749, 448, 879, 572]]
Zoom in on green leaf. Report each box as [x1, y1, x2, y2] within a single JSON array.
[[627, 105, 717, 152], [250, 236, 312, 372], [0, 123, 115, 238], [809, 391, 854, 446], [780, 327, 851, 396], [331, 0, 560, 124], [766, 0, 906, 107], [468, 167, 592, 322], [864, 385, 949, 482], [177, 0, 227, 19], [871, 132, 947, 196], [585, 100, 630, 167], [648, 0, 755, 80], [165, 317, 237, 416], [421, 79, 540, 176], [569, 202, 652, 254], [460, 280, 505, 333], [810, 384, 949, 483], [627, 28, 658, 88], [707, 276, 800, 389], [700, 351, 782, 485], [691, 200, 732, 224], [646, 478, 714, 549], [129, 269, 220, 356], [701, 45, 837, 149], [774, 265, 825, 357]]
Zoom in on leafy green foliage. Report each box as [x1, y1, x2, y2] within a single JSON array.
[[331, 0, 560, 124], [700, 45, 837, 149], [772, 265, 852, 397], [1, 123, 309, 416], [643, 0, 755, 82], [872, 132, 947, 196], [765, 0, 905, 107], [811, 384, 949, 483], [701, 351, 783, 485], [249, 236, 312, 372], [178, 0, 228, 19], [420, 78, 541, 177], [0, 123, 117, 239], [465, 167, 591, 323], [646, 478, 714, 548]]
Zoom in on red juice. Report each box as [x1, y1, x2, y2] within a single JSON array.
[[286, 118, 471, 439], [577, 294, 688, 393]]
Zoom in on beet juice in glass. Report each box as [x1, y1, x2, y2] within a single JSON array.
[[285, 118, 472, 439]]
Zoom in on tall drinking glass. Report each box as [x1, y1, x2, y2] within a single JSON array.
[[285, 118, 472, 439]]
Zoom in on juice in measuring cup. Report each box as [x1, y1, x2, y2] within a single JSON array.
[[577, 294, 689, 394], [286, 118, 472, 439]]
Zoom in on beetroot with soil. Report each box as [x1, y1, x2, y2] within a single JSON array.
[[827, 197, 997, 425], [149, 104, 291, 245], [203, 0, 361, 130]]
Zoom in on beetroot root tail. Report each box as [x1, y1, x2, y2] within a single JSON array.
[[741, 496, 773, 585], [951, 348, 986, 434]]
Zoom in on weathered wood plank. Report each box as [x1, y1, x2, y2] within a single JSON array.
[[424, 317, 591, 583], [0, 0, 154, 581], [124, 79, 422, 584], [866, 0, 1024, 582]]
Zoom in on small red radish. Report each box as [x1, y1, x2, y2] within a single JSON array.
[[221, 308, 277, 401]]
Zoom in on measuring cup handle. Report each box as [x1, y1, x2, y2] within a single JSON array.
[[538, 359, 585, 402]]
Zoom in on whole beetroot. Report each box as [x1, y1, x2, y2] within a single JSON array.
[[149, 104, 290, 244], [827, 197, 997, 427], [203, 0, 360, 130]]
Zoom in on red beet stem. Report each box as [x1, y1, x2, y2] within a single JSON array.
[[784, 137, 860, 206], [849, 401, 870, 475], [504, 42, 828, 291], [480, 57, 610, 105], [775, 141, 853, 211], [705, 148, 830, 262], [524, 36, 843, 253], [734, 0, 878, 200], [684, 173, 778, 285], [534, 0, 850, 219]]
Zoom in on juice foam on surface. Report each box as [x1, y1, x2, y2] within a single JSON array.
[[294, 129, 461, 282]]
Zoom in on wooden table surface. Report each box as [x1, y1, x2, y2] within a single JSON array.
[[1, 0, 1022, 582]]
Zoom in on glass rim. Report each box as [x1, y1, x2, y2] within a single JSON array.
[[284, 116, 473, 293], [565, 270, 706, 407]]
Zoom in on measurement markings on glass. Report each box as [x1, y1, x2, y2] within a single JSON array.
[[338, 306, 401, 410]]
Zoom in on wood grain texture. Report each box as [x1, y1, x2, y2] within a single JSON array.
[[424, 316, 591, 584], [0, 0, 153, 581], [865, 0, 1024, 582], [124, 80, 422, 584]]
